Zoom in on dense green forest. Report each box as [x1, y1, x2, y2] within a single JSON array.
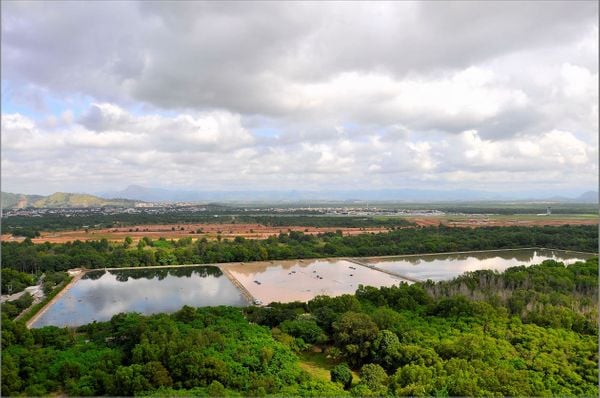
[[1, 271, 70, 320], [1, 269, 35, 294], [2, 258, 597, 396], [2, 225, 597, 274]]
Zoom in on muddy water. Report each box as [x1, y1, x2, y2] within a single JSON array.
[[31, 266, 246, 328], [363, 249, 594, 282], [224, 259, 406, 304]]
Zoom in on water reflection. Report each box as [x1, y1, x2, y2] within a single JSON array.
[[366, 249, 593, 282], [83, 266, 223, 282], [225, 259, 405, 304], [32, 266, 245, 328]]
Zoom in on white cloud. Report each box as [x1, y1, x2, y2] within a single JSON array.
[[2, 110, 596, 194], [560, 63, 596, 99], [1, 2, 597, 195]]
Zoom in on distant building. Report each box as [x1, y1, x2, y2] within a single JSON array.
[[546, 206, 551, 215]]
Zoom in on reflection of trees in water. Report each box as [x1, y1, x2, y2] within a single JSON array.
[[400, 250, 536, 265], [105, 266, 223, 282], [83, 271, 106, 280]]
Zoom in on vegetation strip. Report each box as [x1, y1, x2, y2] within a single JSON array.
[[2, 226, 597, 274], [23, 274, 77, 328], [351, 246, 599, 258]]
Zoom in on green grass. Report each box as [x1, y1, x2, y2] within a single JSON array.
[[298, 350, 360, 385], [152, 239, 174, 249]]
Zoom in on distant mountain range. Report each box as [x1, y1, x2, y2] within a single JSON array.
[[99, 185, 202, 203], [571, 191, 598, 203], [98, 185, 600, 204], [1, 192, 138, 209], [3, 187, 597, 208]]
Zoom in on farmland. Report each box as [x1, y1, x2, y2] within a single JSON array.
[[2, 212, 597, 244]]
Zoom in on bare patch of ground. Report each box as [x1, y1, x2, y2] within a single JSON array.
[[2, 214, 596, 245], [19, 223, 391, 244], [409, 215, 598, 228]]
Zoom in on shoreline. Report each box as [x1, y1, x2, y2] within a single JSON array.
[[25, 247, 595, 328], [25, 271, 84, 329], [76, 246, 598, 273]]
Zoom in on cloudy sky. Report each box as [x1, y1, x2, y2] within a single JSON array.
[[1, 1, 598, 196]]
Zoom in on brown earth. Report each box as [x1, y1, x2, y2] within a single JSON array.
[[411, 216, 598, 228], [1, 216, 596, 245], [2, 223, 391, 244]]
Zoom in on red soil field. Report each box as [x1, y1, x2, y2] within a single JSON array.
[[2, 216, 596, 245]]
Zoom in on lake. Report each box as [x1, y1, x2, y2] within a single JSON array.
[[30, 266, 247, 328], [31, 249, 595, 328], [223, 259, 406, 304], [362, 249, 594, 282]]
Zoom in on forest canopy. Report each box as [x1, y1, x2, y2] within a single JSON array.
[[2, 258, 597, 397]]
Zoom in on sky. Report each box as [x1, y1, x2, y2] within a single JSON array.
[[1, 1, 598, 196]]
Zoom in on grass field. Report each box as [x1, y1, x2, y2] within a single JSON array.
[[298, 350, 360, 385]]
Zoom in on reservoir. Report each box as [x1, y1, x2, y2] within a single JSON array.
[[362, 248, 594, 282], [31, 266, 247, 328], [31, 249, 594, 328], [223, 259, 406, 304]]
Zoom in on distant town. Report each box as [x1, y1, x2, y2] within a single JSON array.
[[2, 204, 446, 218]]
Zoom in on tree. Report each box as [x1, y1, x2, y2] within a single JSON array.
[[280, 318, 327, 345], [143, 361, 173, 388], [390, 364, 434, 396], [332, 312, 379, 365], [124, 236, 133, 248], [208, 380, 226, 396], [1, 353, 22, 395], [14, 292, 34, 309], [371, 330, 401, 370], [331, 363, 353, 389], [358, 363, 388, 396], [371, 307, 403, 331]]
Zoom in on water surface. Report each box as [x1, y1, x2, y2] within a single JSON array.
[[363, 249, 594, 282], [224, 259, 406, 304], [32, 266, 246, 328]]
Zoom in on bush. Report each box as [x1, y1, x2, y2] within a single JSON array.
[[331, 363, 353, 389]]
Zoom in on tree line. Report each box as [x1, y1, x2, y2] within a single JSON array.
[[3, 212, 406, 234], [2, 225, 597, 274]]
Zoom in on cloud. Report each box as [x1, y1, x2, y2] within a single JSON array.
[[1, 1, 597, 194], [2, 109, 596, 194], [2, 1, 596, 115], [77, 103, 255, 152]]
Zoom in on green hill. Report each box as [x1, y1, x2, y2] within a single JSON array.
[[1, 192, 44, 209], [1, 191, 139, 208]]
